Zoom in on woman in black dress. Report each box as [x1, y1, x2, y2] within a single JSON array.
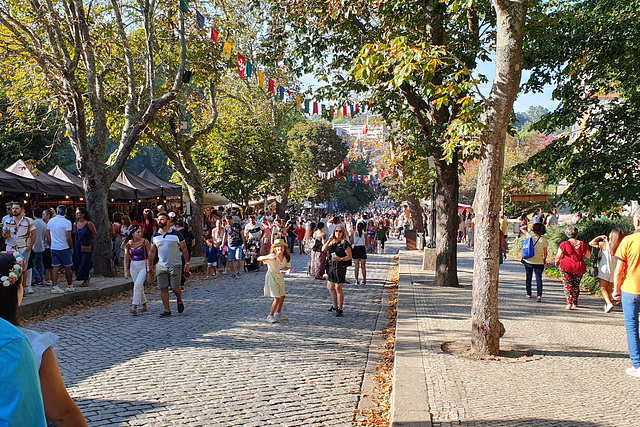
[[322, 225, 353, 317]]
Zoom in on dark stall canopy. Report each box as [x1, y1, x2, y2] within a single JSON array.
[[6, 160, 83, 197], [137, 169, 182, 197]]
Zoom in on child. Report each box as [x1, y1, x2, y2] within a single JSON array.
[[257, 238, 291, 323], [293, 222, 306, 254], [376, 221, 390, 254], [204, 238, 220, 278]]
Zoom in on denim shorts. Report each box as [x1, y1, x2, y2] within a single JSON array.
[[51, 249, 73, 267], [227, 245, 243, 261]]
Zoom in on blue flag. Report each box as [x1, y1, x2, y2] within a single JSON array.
[[196, 11, 205, 29], [279, 86, 285, 100]]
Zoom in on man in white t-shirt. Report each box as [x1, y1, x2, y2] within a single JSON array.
[[2, 202, 36, 293], [244, 215, 264, 242], [46, 205, 74, 293]]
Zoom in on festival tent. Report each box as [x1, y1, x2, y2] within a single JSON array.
[[137, 169, 182, 197], [0, 169, 40, 194], [6, 160, 83, 197], [115, 171, 159, 200], [48, 166, 137, 200]]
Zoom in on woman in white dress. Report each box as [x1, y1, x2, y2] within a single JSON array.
[[589, 229, 625, 313]]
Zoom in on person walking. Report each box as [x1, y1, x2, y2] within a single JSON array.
[[123, 225, 150, 315], [310, 222, 327, 280], [555, 226, 591, 310], [147, 212, 190, 317], [322, 225, 353, 317], [613, 209, 640, 377], [522, 223, 549, 302], [47, 205, 74, 293], [590, 229, 624, 313], [111, 212, 124, 266], [223, 216, 245, 279], [351, 221, 368, 285], [375, 220, 389, 254], [2, 202, 36, 294], [73, 207, 96, 288], [141, 208, 157, 241], [31, 207, 47, 287], [258, 239, 291, 323]]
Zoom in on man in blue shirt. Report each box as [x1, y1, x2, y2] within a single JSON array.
[[148, 212, 190, 317], [0, 318, 47, 426]]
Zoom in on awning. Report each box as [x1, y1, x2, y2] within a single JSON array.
[[0, 169, 40, 194], [6, 160, 83, 197], [116, 171, 161, 200], [138, 169, 182, 197], [49, 166, 137, 200], [183, 192, 229, 206]]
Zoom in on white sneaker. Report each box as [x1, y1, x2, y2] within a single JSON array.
[[275, 312, 288, 320], [266, 315, 278, 323], [626, 367, 640, 377], [44, 280, 53, 286], [51, 286, 65, 294], [26, 286, 34, 294], [66, 286, 75, 292], [604, 303, 614, 313], [222, 270, 227, 275]]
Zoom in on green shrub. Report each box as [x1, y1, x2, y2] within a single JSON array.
[[543, 265, 561, 279]]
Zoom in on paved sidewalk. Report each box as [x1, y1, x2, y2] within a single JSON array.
[[392, 243, 640, 426], [28, 247, 398, 426]]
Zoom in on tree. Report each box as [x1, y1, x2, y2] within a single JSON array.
[[471, 0, 529, 356], [0, 0, 188, 275], [333, 158, 376, 212], [519, 0, 640, 213]]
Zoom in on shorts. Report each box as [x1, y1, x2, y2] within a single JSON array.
[[227, 245, 243, 261], [156, 265, 182, 290], [43, 249, 52, 270], [51, 249, 73, 267], [207, 262, 218, 267], [352, 246, 367, 260]]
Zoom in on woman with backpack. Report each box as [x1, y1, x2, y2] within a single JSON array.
[[522, 223, 549, 302]]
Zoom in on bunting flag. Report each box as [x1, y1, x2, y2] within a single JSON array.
[[257, 71, 264, 88], [329, 106, 334, 119], [305, 100, 310, 114], [337, 108, 343, 119], [245, 61, 252, 78], [295, 95, 301, 109], [362, 119, 368, 135], [355, 103, 359, 113], [268, 79, 275, 93], [313, 102, 318, 114], [321, 104, 326, 112], [196, 11, 205, 29], [210, 28, 219, 45], [179, 0, 189, 13], [343, 106, 347, 117], [222, 41, 232, 59], [278, 86, 284, 100], [237, 53, 246, 78], [350, 105, 354, 116]]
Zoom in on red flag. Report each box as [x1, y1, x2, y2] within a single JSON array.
[[210, 28, 219, 45], [237, 53, 246, 78], [355, 103, 359, 113], [343, 106, 347, 117], [329, 106, 334, 119], [388, 169, 394, 175], [313, 102, 318, 114], [362, 119, 368, 135], [268, 79, 275, 93]]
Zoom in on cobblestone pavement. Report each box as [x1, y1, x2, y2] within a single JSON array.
[[31, 244, 399, 426], [404, 244, 640, 427]]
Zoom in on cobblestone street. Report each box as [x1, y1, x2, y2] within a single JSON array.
[[31, 247, 399, 426]]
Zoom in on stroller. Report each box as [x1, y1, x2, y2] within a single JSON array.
[[243, 237, 261, 272]]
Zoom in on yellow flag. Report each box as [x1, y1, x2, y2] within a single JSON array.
[[257, 71, 264, 88], [337, 108, 343, 118], [222, 41, 232, 59], [295, 95, 301, 109]]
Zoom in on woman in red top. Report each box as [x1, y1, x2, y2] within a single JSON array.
[[141, 208, 157, 241], [555, 226, 591, 310]]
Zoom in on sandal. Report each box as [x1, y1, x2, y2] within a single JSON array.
[[139, 305, 148, 313], [79, 281, 89, 287], [130, 308, 138, 316]]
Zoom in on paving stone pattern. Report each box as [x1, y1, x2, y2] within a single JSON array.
[[31, 246, 398, 426], [404, 244, 640, 427]]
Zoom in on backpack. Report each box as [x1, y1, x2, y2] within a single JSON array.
[[521, 236, 539, 259]]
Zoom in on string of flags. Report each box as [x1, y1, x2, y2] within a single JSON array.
[[179, 0, 369, 120], [316, 156, 396, 186]]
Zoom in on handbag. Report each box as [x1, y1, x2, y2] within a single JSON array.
[[521, 236, 539, 259], [81, 245, 92, 253], [589, 247, 601, 277]]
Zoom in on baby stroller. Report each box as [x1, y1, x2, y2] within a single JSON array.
[[244, 237, 261, 272]]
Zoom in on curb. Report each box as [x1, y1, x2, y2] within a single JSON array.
[[390, 250, 431, 426], [20, 257, 206, 319]]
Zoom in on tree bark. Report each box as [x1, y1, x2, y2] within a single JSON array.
[[83, 175, 113, 277], [183, 174, 204, 257], [435, 156, 460, 288], [275, 179, 290, 218], [405, 194, 424, 234], [471, 0, 528, 356]]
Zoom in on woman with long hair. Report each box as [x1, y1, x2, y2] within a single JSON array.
[[322, 225, 353, 317], [590, 228, 625, 312], [73, 207, 96, 288], [352, 221, 368, 284], [310, 222, 327, 280], [123, 225, 151, 315], [141, 208, 157, 241], [0, 252, 87, 426]]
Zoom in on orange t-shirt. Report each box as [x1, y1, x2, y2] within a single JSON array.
[[614, 231, 640, 295]]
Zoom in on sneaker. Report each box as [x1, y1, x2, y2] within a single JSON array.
[[66, 286, 75, 292], [275, 312, 288, 320], [235, 273, 241, 279], [604, 303, 614, 313], [51, 286, 65, 294], [266, 315, 278, 323], [26, 286, 34, 294], [328, 306, 337, 312], [565, 304, 572, 310], [44, 280, 53, 286], [223, 270, 227, 275], [626, 367, 640, 377], [35, 282, 44, 287], [571, 303, 578, 309], [336, 308, 344, 317], [356, 280, 360, 285]]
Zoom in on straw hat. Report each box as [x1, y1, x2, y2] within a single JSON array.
[[272, 238, 287, 248]]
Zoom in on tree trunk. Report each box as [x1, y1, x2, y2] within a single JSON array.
[[275, 180, 290, 218], [405, 194, 425, 234], [471, 0, 528, 356], [182, 174, 205, 257], [84, 175, 115, 277], [434, 156, 459, 288]]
